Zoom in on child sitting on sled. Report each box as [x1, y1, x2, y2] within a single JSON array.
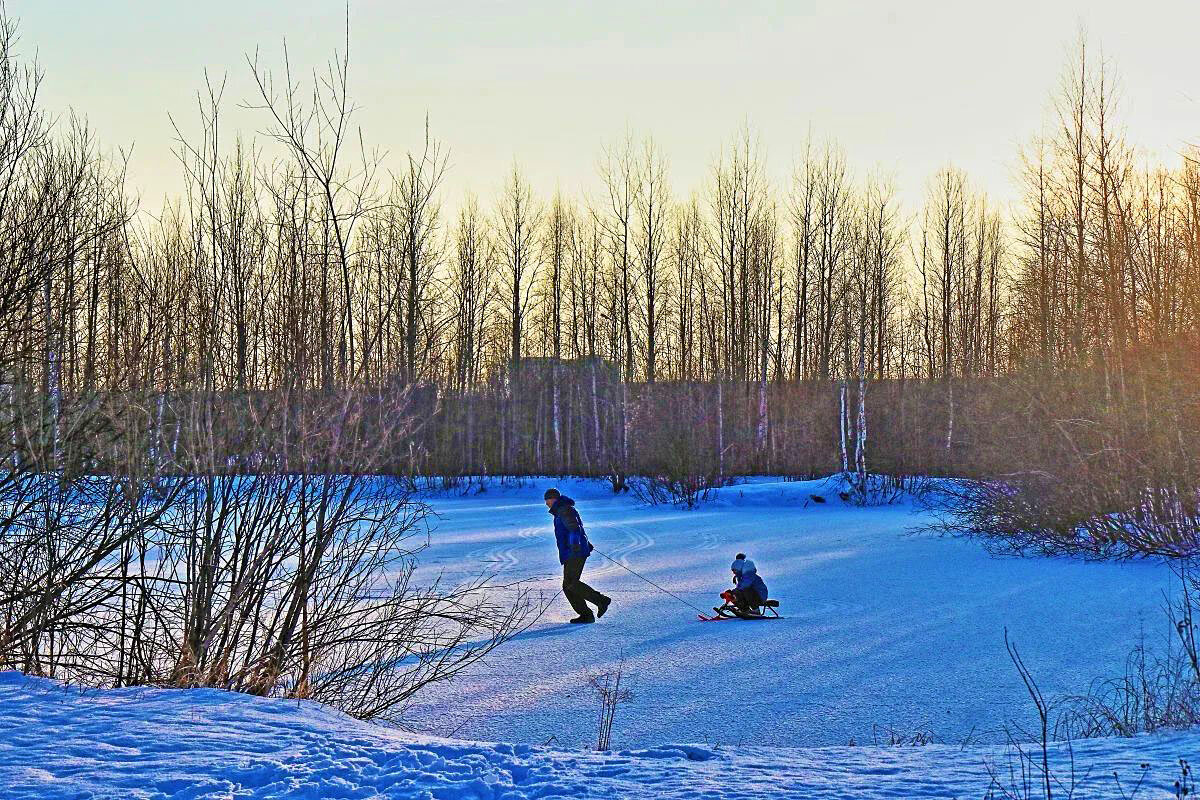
[[721, 553, 769, 611]]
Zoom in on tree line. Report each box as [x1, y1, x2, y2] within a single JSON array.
[[0, 17, 1197, 518], [6, 32, 1192, 399]]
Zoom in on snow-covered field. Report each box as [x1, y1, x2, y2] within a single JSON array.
[[5, 670, 1198, 799], [3, 477, 1193, 799], [405, 478, 1171, 749]]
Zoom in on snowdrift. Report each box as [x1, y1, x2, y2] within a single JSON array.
[[3, 671, 1199, 800]]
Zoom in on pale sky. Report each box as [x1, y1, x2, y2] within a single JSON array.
[[13, 0, 1200, 217]]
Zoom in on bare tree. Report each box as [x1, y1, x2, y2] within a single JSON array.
[[495, 163, 542, 365], [449, 194, 493, 393], [635, 138, 670, 383], [597, 133, 640, 379], [245, 21, 380, 386], [393, 121, 448, 384]]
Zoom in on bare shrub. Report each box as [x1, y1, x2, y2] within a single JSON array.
[[0, 463, 180, 676], [587, 660, 633, 752], [928, 474, 1200, 560], [1054, 635, 1200, 740], [870, 723, 936, 746], [628, 383, 728, 508], [1, 387, 547, 725], [994, 565, 1200, 745], [149, 391, 543, 721], [629, 472, 724, 510], [418, 472, 491, 496], [985, 609, 1200, 799], [926, 353, 1200, 559], [839, 472, 933, 506], [983, 631, 1078, 800]]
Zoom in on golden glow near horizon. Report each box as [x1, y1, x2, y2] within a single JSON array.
[[14, 0, 1199, 216]]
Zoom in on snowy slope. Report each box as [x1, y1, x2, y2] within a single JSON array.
[[404, 478, 1171, 749], [2, 671, 1196, 800]]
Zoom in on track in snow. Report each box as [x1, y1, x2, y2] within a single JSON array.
[[404, 478, 1172, 751]]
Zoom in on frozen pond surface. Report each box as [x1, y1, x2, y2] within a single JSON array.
[[403, 477, 1171, 749]]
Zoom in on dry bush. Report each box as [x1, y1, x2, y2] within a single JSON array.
[[627, 383, 728, 508], [1054, 637, 1200, 740], [870, 723, 936, 746], [1051, 564, 1200, 740], [839, 472, 934, 506], [983, 631, 1079, 800], [587, 659, 633, 752], [1, 387, 546, 724], [927, 348, 1200, 558], [983, 577, 1200, 798]]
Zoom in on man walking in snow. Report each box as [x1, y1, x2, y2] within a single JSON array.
[[544, 488, 611, 624]]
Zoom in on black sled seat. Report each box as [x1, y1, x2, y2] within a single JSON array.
[[751, 599, 781, 618], [717, 598, 781, 619]]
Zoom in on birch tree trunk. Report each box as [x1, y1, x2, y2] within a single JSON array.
[[590, 362, 601, 469], [4, 381, 16, 470], [756, 373, 768, 451], [552, 364, 561, 469], [839, 382, 849, 474], [945, 378, 955, 452], [716, 381, 725, 479], [855, 359, 867, 497], [621, 382, 629, 469]]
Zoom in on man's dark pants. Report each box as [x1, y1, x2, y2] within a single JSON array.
[[562, 556, 605, 617]]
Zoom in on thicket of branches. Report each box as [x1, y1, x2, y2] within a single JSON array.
[[0, 14, 539, 716], [0, 14, 1197, 544]]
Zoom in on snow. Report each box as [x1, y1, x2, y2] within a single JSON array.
[[3, 670, 1197, 799], [405, 478, 1171, 749], [3, 476, 1192, 799]]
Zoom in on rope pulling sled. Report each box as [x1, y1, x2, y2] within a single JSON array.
[[592, 548, 783, 622]]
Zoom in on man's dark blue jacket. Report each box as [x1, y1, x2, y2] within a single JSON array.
[[549, 495, 593, 565]]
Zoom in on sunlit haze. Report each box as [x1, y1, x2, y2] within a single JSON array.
[[16, 0, 1200, 215]]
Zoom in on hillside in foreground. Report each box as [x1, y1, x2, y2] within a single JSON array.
[[2, 671, 1196, 799]]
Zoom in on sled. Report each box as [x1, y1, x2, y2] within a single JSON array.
[[697, 599, 782, 621]]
